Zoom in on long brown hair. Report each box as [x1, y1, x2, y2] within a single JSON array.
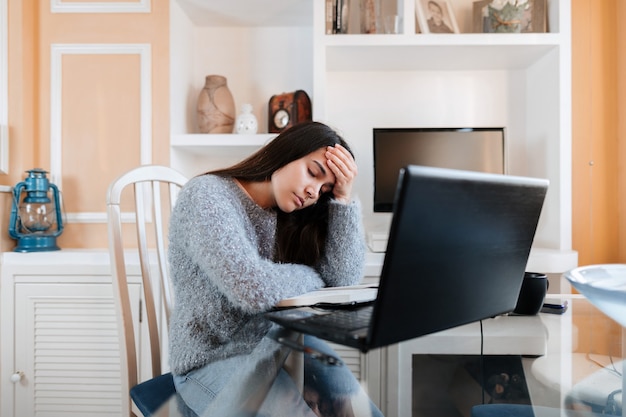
[[206, 121, 354, 266]]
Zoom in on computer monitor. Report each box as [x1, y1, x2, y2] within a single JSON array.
[[373, 127, 506, 212]]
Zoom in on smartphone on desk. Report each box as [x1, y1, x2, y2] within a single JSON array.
[[541, 299, 568, 314]]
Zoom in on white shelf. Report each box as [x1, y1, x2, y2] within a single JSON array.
[[526, 247, 578, 274], [171, 133, 275, 155], [323, 33, 562, 71], [323, 32, 562, 46], [365, 244, 578, 275]]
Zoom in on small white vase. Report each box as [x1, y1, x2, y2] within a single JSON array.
[[234, 103, 258, 134]]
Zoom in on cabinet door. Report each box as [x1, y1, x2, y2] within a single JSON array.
[[12, 282, 141, 417]]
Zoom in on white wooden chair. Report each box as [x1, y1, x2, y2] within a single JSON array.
[[106, 165, 188, 417]]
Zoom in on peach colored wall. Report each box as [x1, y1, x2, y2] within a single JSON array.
[[571, 0, 623, 359], [6, 0, 170, 250], [571, 0, 620, 267], [619, 1, 626, 263]]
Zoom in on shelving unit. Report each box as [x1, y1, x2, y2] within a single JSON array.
[[170, 0, 313, 176], [313, 1, 572, 270], [169, 1, 574, 412], [170, 0, 574, 267]]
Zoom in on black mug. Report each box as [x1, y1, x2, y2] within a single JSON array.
[[514, 272, 548, 315]]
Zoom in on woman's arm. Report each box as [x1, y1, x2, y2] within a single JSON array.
[[169, 176, 325, 313], [316, 144, 367, 286], [316, 199, 367, 288]]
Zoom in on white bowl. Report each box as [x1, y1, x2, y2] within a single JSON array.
[[565, 264, 626, 327]]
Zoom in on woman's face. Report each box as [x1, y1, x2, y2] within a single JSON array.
[[271, 147, 336, 213]]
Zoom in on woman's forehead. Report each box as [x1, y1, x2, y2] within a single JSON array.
[[306, 147, 336, 183]]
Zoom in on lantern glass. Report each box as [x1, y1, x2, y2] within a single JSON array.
[[19, 200, 57, 232]]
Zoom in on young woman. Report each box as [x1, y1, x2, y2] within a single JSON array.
[[168, 121, 383, 417]]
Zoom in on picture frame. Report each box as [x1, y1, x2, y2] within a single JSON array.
[[528, 0, 547, 33], [472, 0, 547, 33], [472, 0, 491, 33], [415, 0, 459, 34]]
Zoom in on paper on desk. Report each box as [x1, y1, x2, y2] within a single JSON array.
[[276, 284, 378, 307]]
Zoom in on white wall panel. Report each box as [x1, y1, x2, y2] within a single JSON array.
[[50, 0, 151, 14], [50, 44, 152, 224]]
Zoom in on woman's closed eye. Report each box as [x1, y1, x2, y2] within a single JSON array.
[[309, 170, 333, 192]]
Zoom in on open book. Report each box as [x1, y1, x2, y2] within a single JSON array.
[[276, 284, 378, 308]]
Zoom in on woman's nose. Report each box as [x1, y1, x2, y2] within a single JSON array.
[[306, 188, 318, 201]]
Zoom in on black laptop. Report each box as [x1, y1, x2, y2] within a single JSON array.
[[266, 165, 549, 353]]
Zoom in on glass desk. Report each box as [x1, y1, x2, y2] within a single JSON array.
[[155, 295, 623, 417], [388, 294, 624, 417]]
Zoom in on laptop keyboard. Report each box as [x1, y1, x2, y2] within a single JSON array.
[[300, 306, 373, 331]]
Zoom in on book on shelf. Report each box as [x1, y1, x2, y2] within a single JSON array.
[[325, 0, 334, 34], [327, 0, 349, 34], [361, 0, 378, 34]]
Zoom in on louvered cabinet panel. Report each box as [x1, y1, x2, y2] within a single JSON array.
[[327, 343, 364, 380], [13, 282, 142, 417]]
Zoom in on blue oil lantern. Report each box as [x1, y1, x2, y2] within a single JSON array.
[[9, 168, 64, 252]]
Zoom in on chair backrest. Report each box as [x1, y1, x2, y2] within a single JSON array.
[[106, 165, 188, 417]]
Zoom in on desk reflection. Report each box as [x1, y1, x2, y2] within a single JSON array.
[[156, 327, 379, 417], [155, 296, 623, 417]]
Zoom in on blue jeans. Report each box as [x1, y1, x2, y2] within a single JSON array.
[[173, 335, 384, 417], [302, 335, 384, 417]]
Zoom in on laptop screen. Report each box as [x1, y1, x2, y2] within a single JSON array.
[[368, 165, 548, 348]]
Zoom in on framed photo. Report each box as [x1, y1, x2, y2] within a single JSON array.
[[415, 0, 459, 34], [527, 0, 547, 33], [472, 0, 547, 33], [472, 0, 491, 33]]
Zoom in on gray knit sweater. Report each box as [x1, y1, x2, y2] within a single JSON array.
[[168, 175, 366, 375]]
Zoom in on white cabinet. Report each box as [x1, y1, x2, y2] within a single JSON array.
[[0, 251, 146, 417]]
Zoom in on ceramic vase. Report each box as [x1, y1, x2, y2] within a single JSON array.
[[197, 75, 236, 134], [234, 103, 258, 134]]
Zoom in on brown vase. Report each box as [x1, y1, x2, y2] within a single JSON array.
[[197, 75, 236, 133]]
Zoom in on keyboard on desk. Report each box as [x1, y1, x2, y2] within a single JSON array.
[[299, 306, 373, 332]]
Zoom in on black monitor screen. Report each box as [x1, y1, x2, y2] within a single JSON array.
[[373, 127, 506, 212]]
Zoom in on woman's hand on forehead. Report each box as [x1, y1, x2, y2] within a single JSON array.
[[325, 145, 357, 204]]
